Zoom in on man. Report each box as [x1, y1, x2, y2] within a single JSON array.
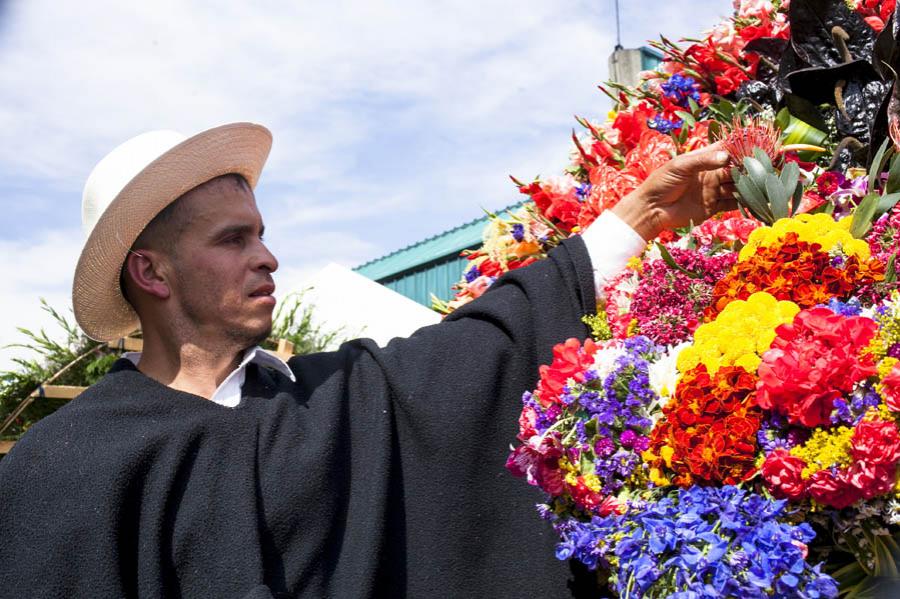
[[0, 123, 733, 597]]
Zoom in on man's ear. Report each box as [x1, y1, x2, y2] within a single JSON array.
[[124, 249, 171, 300]]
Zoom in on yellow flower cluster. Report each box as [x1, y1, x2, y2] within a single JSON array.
[[870, 292, 900, 361], [676, 291, 799, 375], [738, 213, 871, 262], [790, 425, 855, 479]]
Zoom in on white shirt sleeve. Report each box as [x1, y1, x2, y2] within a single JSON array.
[[580, 210, 647, 300]]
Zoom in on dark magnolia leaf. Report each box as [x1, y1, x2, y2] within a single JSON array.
[[835, 78, 891, 143], [868, 91, 893, 166], [778, 44, 805, 94], [789, 0, 876, 68], [873, 13, 897, 78], [744, 37, 789, 60], [787, 60, 881, 105], [735, 80, 778, 110]]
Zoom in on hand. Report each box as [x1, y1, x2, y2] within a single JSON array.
[[611, 143, 737, 241]]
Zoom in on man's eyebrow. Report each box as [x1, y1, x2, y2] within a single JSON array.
[[211, 223, 265, 239]]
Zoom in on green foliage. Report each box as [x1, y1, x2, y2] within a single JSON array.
[[265, 290, 347, 356], [732, 148, 804, 225], [0, 299, 113, 442]]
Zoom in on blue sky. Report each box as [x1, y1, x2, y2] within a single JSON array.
[[0, 0, 729, 368]]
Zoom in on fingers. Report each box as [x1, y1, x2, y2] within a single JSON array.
[[670, 144, 730, 176]]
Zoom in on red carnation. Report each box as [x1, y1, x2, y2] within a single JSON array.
[[761, 449, 808, 501], [807, 469, 861, 509], [880, 362, 900, 412], [851, 419, 900, 465]]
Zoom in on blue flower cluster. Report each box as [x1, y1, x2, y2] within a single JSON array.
[[555, 486, 838, 598], [648, 114, 683, 134], [661, 73, 701, 106]]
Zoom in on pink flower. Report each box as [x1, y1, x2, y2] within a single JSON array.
[[880, 362, 900, 412], [851, 418, 900, 465], [505, 434, 566, 495]]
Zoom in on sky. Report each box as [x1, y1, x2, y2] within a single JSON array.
[[0, 0, 730, 369]]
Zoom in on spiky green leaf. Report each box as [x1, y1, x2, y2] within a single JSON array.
[[868, 137, 892, 194], [877, 192, 900, 217], [850, 193, 882, 238], [765, 173, 789, 220], [752, 148, 774, 172], [887, 153, 900, 194]]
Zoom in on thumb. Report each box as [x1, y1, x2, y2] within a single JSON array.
[[668, 142, 730, 176]]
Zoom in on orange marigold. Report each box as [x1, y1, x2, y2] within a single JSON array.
[[644, 364, 761, 487], [707, 233, 884, 320]]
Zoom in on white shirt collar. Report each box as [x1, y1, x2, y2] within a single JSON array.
[[123, 346, 295, 408]]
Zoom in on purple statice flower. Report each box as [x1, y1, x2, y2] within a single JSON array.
[[511, 222, 525, 242], [888, 342, 900, 359]]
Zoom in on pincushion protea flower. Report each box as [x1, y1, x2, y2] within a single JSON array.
[[718, 117, 824, 225]]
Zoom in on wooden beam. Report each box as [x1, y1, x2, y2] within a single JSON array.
[[108, 337, 143, 352], [0, 440, 14, 454], [28, 385, 87, 400]]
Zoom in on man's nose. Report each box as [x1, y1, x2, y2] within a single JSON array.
[[254, 240, 279, 273]]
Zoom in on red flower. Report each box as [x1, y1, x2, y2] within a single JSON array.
[[807, 469, 861, 509], [761, 449, 808, 501], [880, 362, 900, 412], [756, 307, 878, 428], [815, 171, 842, 196], [506, 434, 565, 495], [847, 461, 896, 500], [851, 418, 900, 465], [535, 338, 599, 406]]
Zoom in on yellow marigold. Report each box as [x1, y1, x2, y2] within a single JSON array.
[[677, 291, 799, 375], [739, 214, 870, 262], [791, 425, 855, 479]]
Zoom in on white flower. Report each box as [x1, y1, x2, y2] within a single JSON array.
[[591, 343, 627, 382], [647, 342, 691, 409]]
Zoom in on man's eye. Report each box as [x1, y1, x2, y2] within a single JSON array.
[[224, 236, 243, 245]]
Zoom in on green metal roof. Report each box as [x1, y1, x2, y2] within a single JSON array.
[[640, 46, 664, 72], [355, 203, 521, 281]]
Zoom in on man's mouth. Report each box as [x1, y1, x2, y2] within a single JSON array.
[[249, 283, 276, 298]]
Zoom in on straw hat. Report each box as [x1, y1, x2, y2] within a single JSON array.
[[73, 122, 273, 342]]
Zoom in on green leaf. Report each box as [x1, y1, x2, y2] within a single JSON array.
[[687, 96, 700, 114], [765, 173, 789, 220], [707, 121, 722, 144], [887, 153, 900, 194], [752, 148, 774, 172], [885, 254, 897, 283], [850, 193, 882, 238], [743, 156, 770, 183], [791, 182, 804, 215], [868, 137, 892, 194], [735, 177, 775, 223], [655, 242, 702, 279], [779, 161, 800, 196], [674, 110, 696, 127], [877, 192, 900, 217]]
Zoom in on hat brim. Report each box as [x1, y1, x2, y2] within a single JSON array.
[[73, 122, 273, 342]]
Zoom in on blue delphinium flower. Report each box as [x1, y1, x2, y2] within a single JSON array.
[[553, 486, 838, 598]]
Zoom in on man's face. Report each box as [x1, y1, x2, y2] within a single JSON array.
[[165, 176, 278, 348]]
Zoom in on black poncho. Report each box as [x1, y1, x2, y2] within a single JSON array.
[[0, 238, 599, 598]]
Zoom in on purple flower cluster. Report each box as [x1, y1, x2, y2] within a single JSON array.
[[757, 412, 810, 454], [569, 336, 660, 495], [831, 386, 881, 426], [555, 486, 838, 598], [661, 73, 701, 105]]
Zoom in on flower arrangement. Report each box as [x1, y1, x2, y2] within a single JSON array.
[[448, 0, 900, 595]]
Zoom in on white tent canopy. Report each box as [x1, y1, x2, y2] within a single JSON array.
[[285, 263, 441, 350]]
